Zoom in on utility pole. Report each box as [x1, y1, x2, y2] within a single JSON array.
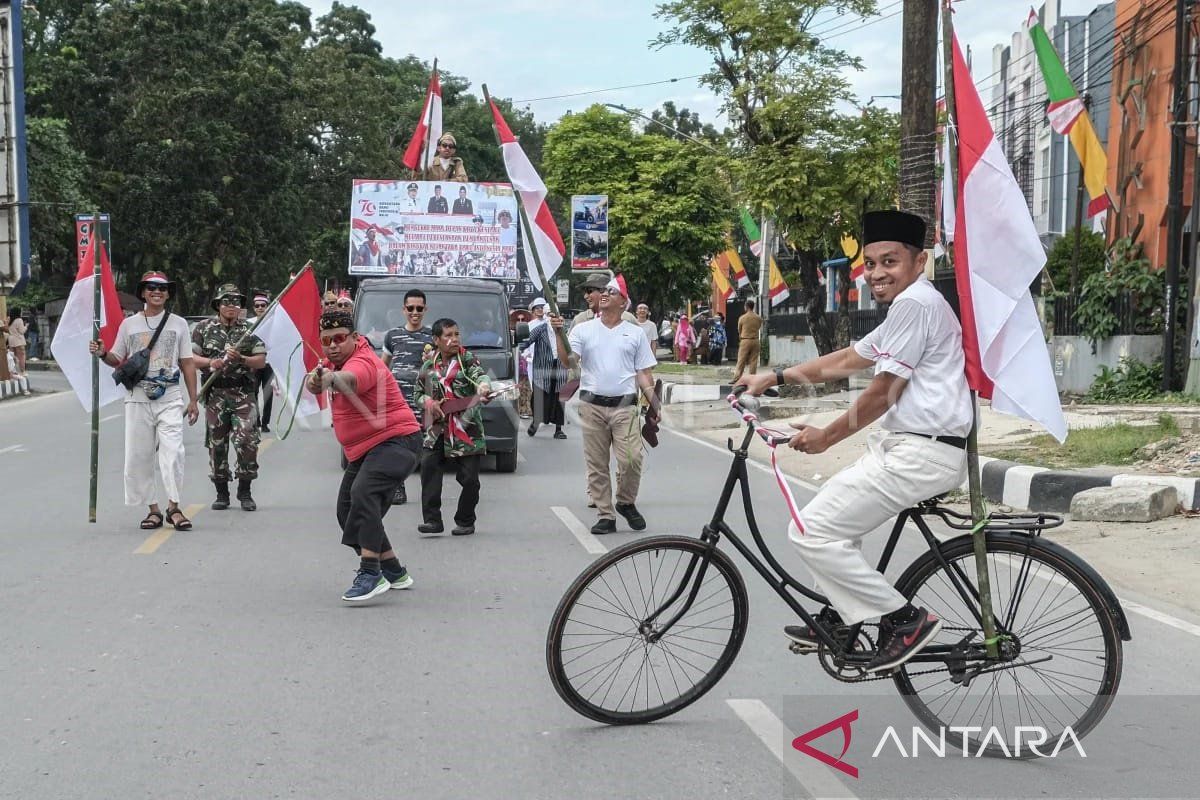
[[1069, 97, 1090, 292], [899, 0, 940, 247], [1163, 0, 1189, 392]]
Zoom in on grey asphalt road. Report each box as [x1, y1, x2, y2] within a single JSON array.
[[2, 375, 1198, 799]]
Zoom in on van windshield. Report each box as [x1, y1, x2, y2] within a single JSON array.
[[356, 289, 509, 351]]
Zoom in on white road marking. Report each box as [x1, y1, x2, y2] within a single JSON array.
[[726, 699, 858, 800], [551, 506, 607, 555], [0, 444, 26, 454], [101, 414, 120, 422]]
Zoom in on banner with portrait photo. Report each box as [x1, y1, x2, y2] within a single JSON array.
[[571, 194, 608, 270], [348, 179, 522, 279]]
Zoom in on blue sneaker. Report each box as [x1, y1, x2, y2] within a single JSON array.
[[342, 569, 389, 603], [382, 566, 414, 590]]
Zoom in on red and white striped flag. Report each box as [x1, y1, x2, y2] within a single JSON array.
[[50, 234, 125, 412], [252, 266, 326, 425], [952, 34, 1066, 442], [488, 97, 564, 291], [402, 70, 443, 171]]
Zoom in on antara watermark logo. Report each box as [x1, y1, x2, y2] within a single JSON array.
[[792, 709, 1086, 778]]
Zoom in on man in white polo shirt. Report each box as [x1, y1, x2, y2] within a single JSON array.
[[738, 210, 973, 674], [556, 277, 659, 534]]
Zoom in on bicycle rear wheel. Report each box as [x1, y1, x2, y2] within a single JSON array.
[[547, 535, 749, 725], [894, 534, 1123, 757]]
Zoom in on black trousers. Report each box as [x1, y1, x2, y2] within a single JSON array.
[[259, 365, 274, 427], [532, 384, 565, 426], [337, 434, 420, 554], [420, 436, 482, 527]]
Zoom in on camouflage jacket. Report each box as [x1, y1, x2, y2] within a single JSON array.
[[415, 348, 488, 456], [191, 317, 266, 392]]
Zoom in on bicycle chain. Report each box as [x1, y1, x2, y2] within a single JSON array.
[[822, 624, 979, 684]]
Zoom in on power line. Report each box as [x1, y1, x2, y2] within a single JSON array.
[[511, 73, 707, 105]]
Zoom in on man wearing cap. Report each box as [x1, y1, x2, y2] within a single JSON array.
[[306, 309, 423, 603], [572, 273, 638, 327], [247, 289, 275, 432], [558, 277, 660, 535], [733, 298, 762, 380], [192, 284, 268, 512], [402, 182, 422, 212], [90, 272, 200, 531], [519, 297, 568, 439], [422, 132, 468, 183], [382, 288, 433, 505], [737, 210, 972, 674]]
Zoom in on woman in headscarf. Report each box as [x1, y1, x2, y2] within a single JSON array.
[[674, 314, 697, 365]]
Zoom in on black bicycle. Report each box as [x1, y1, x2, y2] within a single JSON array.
[[546, 389, 1131, 756]]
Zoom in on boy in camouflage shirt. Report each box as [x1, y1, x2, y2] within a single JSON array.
[[414, 318, 492, 536]]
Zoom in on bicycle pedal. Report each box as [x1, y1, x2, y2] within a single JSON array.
[[788, 641, 817, 655]]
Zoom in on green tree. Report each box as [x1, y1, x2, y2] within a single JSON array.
[[644, 100, 728, 145], [541, 105, 731, 310], [655, 0, 897, 355], [1044, 230, 1106, 294]]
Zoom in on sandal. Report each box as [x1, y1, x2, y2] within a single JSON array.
[[165, 508, 193, 531], [140, 510, 164, 530]]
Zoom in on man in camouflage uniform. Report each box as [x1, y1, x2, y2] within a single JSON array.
[[382, 288, 433, 505], [421, 132, 468, 182], [192, 284, 267, 511], [414, 317, 492, 537]]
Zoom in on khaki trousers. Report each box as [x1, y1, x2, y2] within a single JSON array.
[[733, 339, 760, 380], [578, 402, 643, 520]]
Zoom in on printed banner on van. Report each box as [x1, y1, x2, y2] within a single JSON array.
[[571, 194, 608, 270], [349, 179, 521, 278]]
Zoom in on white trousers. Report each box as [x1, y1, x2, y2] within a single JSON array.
[[124, 398, 186, 507], [790, 431, 967, 625]]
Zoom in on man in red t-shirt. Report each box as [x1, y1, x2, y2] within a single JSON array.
[[306, 310, 422, 603]]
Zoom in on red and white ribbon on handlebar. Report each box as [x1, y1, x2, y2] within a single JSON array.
[[726, 393, 806, 535]]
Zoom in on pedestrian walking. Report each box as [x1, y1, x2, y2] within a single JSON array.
[[560, 277, 660, 534], [674, 314, 697, 364], [634, 304, 658, 352], [6, 309, 27, 376], [192, 284, 267, 511], [415, 318, 492, 537], [521, 297, 567, 439], [733, 299, 762, 380], [306, 308, 422, 603], [707, 312, 727, 365], [89, 272, 200, 531], [247, 289, 275, 433], [382, 288, 433, 505]]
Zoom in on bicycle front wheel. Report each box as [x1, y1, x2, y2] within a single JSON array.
[[894, 533, 1124, 757], [547, 535, 749, 725]]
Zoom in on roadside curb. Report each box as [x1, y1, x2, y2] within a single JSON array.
[[977, 456, 1200, 512], [661, 382, 733, 404], [0, 375, 31, 400]]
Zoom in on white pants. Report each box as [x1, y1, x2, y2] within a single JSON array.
[[124, 398, 186, 507], [790, 431, 967, 625]]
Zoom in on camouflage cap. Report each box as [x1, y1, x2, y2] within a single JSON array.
[[211, 283, 246, 311]]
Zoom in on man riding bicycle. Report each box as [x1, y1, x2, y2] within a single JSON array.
[[737, 210, 973, 673]]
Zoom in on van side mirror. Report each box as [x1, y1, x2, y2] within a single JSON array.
[[515, 322, 530, 344]]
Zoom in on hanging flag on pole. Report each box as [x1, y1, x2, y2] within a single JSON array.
[[51, 220, 124, 412], [488, 96, 565, 292], [724, 237, 750, 287], [740, 209, 764, 257], [709, 251, 736, 300], [742, 210, 789, 306], [767, 258, 790, 306], [251, 265, 326, 430], [402, 67, 443, 172], [1026, 9, 1111, 217], [952, 33, 1067, 442], [840, 234, 867, 288]]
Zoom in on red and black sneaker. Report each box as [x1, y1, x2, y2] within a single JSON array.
[[784, 607, 843, 653], [866, 607, 942, 673]]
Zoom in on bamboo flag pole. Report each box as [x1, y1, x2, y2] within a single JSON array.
[[942, 0, 999, 658], [479, 83, 560, 317], [89, 212, 102, 524], [197, 261, 314, 401]]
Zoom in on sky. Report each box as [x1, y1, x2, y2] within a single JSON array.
[[300, 0, 1110, 127]]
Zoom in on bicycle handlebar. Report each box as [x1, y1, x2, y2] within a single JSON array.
[[727, 386, 792, 447]]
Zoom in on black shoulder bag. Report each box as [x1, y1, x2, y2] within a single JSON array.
[[112, 311, 170, 391]]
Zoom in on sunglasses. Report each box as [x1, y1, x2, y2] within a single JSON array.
[[405, 305, 425, 312], [439, 142, 456, 149], [602, 288, 622, 296], [584, 287, 601, 294], [253, 302, 267, 308], [324, 301, 337, 306], [219, 298, 242, 307], [144, 286, 168, 293], [320, 332, 351, 347], [336, 301, 352, 308]]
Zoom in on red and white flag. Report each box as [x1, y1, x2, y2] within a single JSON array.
[[402, 70, 443, 171], [952, 35, 1066, 442], [488, 97, 564, 291], [50, 234, 125, 412], [252, 266, 325, 424]]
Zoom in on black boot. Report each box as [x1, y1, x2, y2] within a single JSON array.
[[211, 481, 230, 510], [236, 479, 257, 511]]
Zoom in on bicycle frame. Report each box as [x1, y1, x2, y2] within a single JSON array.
[[646, 422, 1061, 667]]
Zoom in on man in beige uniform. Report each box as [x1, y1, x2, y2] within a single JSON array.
[[733, 298, 762, 381], [421, 132, 468, 182]]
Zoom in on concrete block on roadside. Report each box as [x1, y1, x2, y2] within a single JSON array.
[[1069, 485, 1178, 523]]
